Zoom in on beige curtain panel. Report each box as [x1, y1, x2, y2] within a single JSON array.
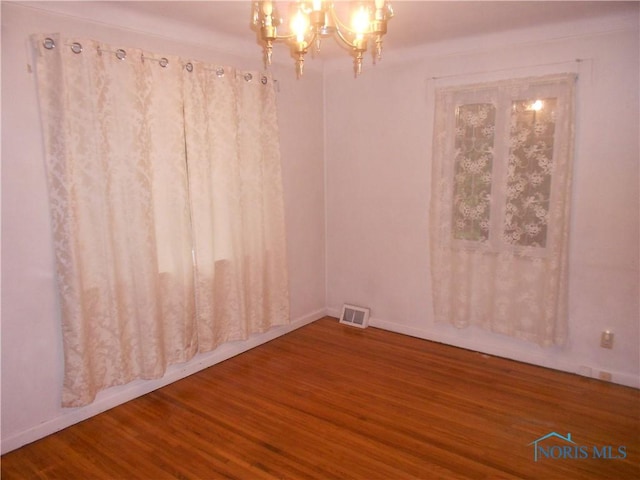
[[33, 34, 290, 407], [430, 74, 576, 346]]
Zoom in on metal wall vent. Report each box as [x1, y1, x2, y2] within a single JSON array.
[[339, 304, 370, 329]]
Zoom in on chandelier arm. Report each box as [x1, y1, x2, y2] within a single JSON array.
[[271, 32, 298, 42], [304, 31, 319, 49], [333, 26, 363, 51], [328, 6, 363, 36], [328, 9, 366, 48]]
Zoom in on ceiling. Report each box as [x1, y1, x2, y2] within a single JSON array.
[[114, 1, 639, 55]]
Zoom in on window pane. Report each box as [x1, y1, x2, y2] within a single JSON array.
[[504, 98, 557, 247], [452, 103, 495, 242]]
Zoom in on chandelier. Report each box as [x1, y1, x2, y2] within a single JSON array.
[[252, 1, 394, 78]]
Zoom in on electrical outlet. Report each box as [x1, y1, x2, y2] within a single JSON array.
[[599, 371, 612, 382], [600, 331, 614, 349]]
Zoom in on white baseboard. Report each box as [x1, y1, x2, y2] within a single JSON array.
[[328, 307, 639, 390], [1, 308, 327, 455]]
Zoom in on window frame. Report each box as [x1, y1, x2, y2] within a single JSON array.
[[438, 78, 574, 259]]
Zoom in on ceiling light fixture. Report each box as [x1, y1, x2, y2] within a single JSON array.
[[252, 1, 394, 78]]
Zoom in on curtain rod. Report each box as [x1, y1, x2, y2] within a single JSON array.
[[29, 35, 279, 90], [431, 58, 586, 81]]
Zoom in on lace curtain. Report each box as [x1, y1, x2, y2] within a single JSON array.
[[33, 34, 289, 407], [430, 74, 576, 346]]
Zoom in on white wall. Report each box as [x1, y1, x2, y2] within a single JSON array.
[[325, 12, 639, 387], [1, 2, 326, 453]]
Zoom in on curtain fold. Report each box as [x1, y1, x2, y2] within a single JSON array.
[[33, 35, 289, 407], [183, 65, 290, 352], [430, 74, 576, 346]]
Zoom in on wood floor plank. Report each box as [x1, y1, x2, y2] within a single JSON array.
[[2, 317, 638, 479]]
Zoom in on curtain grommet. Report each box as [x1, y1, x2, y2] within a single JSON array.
[[43, 37, 56, 50], [115, 49, 127, 61]]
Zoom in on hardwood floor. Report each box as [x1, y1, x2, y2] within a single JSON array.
[[2, 317, 638, 479]]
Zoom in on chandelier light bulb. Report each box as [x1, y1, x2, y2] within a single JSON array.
[[291, 8, 309, 42], [351, 6, 370, 35]]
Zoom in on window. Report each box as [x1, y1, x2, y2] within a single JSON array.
[[430, 74, 576, 346], [452, 102, 495, 243]]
